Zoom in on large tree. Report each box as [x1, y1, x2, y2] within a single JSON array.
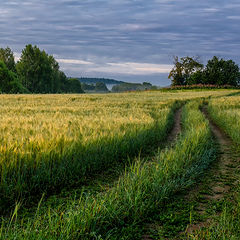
[[204, 56, 240, 86], [0, 47, 16, 72], [168, 56, 204, 85], [17, 45, 53, 93]]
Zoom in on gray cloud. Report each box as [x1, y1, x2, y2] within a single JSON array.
[[1, 0, 240, 86]]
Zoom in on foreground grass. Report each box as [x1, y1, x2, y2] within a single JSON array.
[[0, 90, 232, 211], [0, 100, 217, 239], [0, 93, 180, 212]]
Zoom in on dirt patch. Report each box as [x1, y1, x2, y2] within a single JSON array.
[[167, 107, 182, 143]]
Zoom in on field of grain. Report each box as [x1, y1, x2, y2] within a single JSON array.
[[0, 90, 239, 239]]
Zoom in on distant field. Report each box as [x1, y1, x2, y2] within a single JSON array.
[[0, 90, 239, 239]]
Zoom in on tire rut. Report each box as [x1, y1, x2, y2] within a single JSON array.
[[167, 107, 182, 144], [142, 105, 240, 240], [183, 106, 239, 236]]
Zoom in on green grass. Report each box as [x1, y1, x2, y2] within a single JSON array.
[[208, 95, 240, 150], [0, 100, 217, 240], [0, 94, 180, 213]]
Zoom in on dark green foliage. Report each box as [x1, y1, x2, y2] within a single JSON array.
[[205, 56, 240, 86], [168, 56, 204, 86], [169, 56, 240, 87], [65, 78, 84, 93], [16, 44, 59, 93], [0, 44, 84, 94], [0, 47, 16, 72], [81, 82, 109, 92], [0, 61, 28, 93]]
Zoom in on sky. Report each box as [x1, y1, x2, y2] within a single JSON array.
[[1, 0, 240, 86]]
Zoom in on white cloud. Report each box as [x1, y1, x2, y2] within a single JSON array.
[[227, 16, 240, 20], [60, 60, 173, 75], [203, 8, 220, 13], [104, 62, 173, 74], [56, 58, 94, 65]]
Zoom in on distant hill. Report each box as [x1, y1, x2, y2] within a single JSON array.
[[76, 78, 125, 85]]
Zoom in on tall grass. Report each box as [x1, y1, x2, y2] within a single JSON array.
[[0, 93, 181, 211], [0, 100, 217, 239], [208, 95, 240, 150]]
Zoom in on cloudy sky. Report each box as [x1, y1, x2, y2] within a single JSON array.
[[1, 0, 240, 86]]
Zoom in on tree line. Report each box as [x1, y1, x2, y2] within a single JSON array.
[[0, 45, 83, 93], [168, 56, 240, 87]]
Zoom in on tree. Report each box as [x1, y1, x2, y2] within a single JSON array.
[[66, 78, 84, 93], [16, 44, 65, 93], [0, 61, 27, 93], [168, 56, 204, 85], [204, 56, 240, 86], [0, 47, 16, 72], [168, 56, 185, 85], [17, 45, 47, 92]]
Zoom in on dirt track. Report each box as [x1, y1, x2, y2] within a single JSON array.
[[184, 106, 239, 235], [167, 107, 182, 143], [142, 105, 240, 240]]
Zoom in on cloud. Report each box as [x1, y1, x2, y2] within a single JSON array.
[[58, 59, 172, 75], [57, 58, 94, 65], [1, 0, 240, 86], [104, 62, 172, 75], [227, 16, 240, 20]]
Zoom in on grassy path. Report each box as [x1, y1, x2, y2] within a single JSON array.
[[183, 106, 239, 236], [141, 103, 240, 240]]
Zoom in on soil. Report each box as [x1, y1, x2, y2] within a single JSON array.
[[167, 107, 182, 143]]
